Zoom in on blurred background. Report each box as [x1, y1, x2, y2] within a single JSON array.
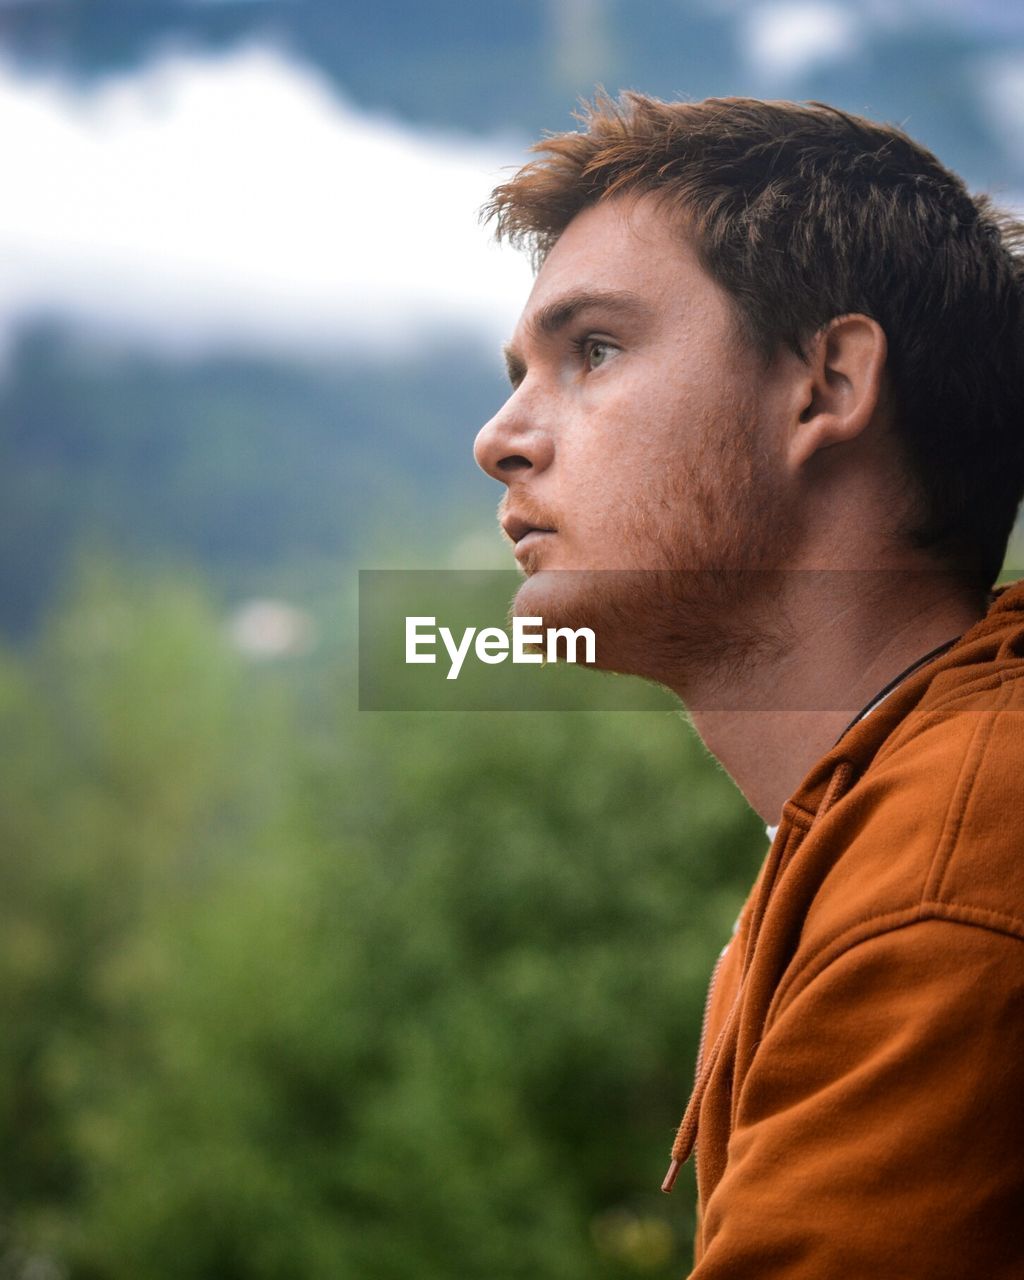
[[2, 2, 1023, 1276]]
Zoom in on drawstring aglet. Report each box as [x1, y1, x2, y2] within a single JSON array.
[[661, 1157, 682, 1194]]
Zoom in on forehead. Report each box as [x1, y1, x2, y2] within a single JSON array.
[[517, 193, 719, 329]]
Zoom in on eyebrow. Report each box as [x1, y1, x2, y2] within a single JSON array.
[[502, 288, 654, 387]]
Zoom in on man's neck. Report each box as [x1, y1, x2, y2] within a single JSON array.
[[675, 573, 988, 825]]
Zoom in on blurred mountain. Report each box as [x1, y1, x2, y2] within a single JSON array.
[[0, 325, 504, 636]]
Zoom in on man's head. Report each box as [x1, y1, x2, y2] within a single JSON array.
[[474, 94, 1024, 684]]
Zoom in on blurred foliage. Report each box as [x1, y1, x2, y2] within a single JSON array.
[[0, 555, 765, 1278]]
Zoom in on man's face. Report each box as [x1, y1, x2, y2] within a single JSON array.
[[473, 194, 796, 683]]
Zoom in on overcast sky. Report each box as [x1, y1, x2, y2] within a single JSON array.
[[0, 12, 1021, 366], [0, 44, 534, 364]]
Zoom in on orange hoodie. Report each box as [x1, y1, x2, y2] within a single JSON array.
[[665, 578, 1024, 1278]]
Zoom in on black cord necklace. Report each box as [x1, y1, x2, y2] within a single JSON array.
[[832, 634, 963, 748]]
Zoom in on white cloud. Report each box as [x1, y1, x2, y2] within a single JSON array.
[[0, 44, 535, 361], [975, 53, 1024, 171], [741, 1, 862, 81]]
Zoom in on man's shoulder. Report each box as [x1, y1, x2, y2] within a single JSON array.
[[797, 667, 1024, 961]]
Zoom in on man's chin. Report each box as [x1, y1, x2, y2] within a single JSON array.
[[509, 566, 777, 687], [511, 567, 563, 621], [510, 568, 649, 677]]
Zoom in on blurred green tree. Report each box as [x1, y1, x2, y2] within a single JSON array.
[[0, 557, 765, 1279]]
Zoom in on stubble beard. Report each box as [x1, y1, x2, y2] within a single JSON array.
[[511, 409, 799, 700]]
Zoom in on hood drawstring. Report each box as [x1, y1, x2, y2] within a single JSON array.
[[662, 760, 854, 1193], [661, 972, 744, 1191]]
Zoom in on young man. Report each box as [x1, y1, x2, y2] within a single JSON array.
[[473, 95, 1024, 1277]]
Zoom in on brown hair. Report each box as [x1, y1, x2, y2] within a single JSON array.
[[484, 93, 1024, 590]]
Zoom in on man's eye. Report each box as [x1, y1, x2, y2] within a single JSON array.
[[577, 338, 618, 370]]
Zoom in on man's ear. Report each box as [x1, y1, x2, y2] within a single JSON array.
[[787, 314, 888, 472]]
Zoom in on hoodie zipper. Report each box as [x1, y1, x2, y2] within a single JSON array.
[[661, 764, 853, 1194]]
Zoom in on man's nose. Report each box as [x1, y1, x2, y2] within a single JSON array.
[[473, 390, 554, 483]]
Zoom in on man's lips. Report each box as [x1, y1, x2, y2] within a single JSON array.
[[511, 529, 555, 562], [501, 514, 558, 546]]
